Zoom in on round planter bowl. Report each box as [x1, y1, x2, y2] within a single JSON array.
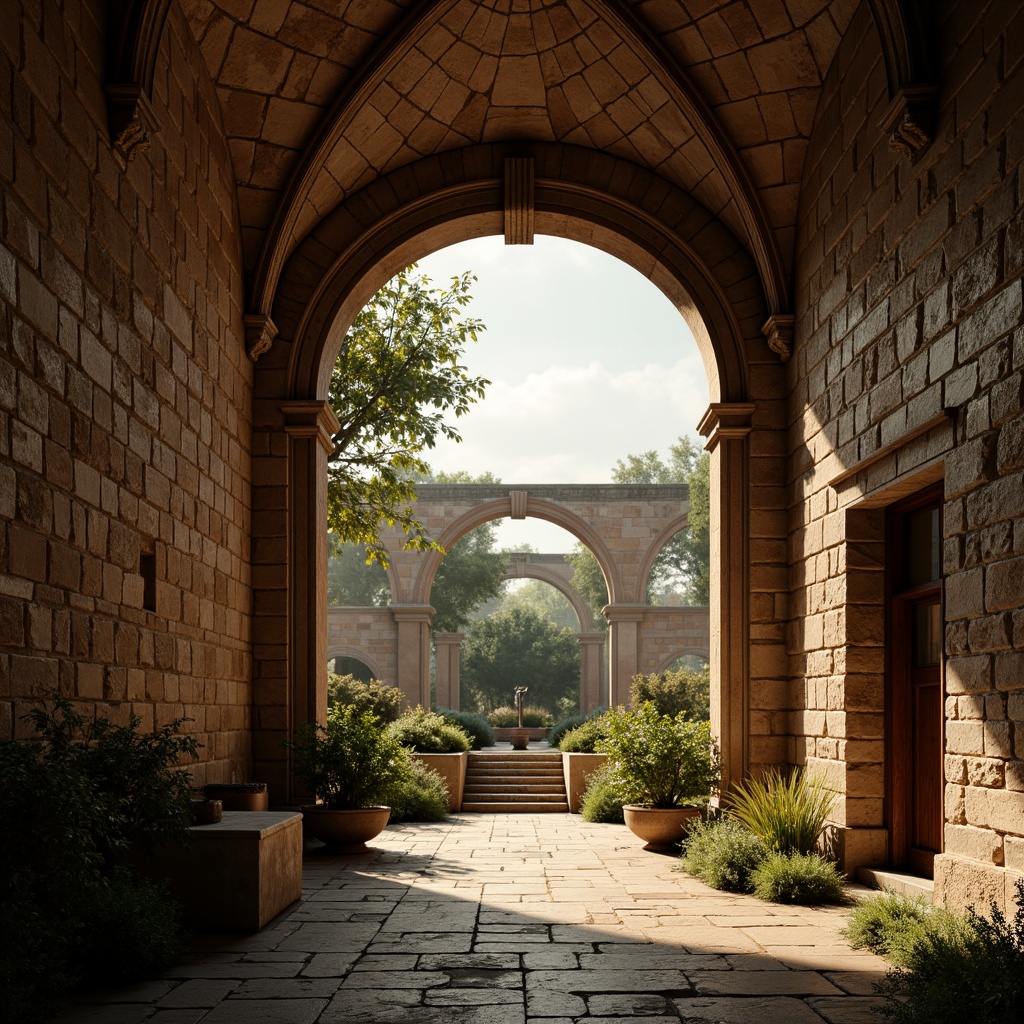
[[509, 729, 530, 750], [302, 805, 391, 852], [622, 804, 701, 851]]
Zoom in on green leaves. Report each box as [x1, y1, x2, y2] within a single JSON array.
[[599, 701, 719, 809], [326, 267, 489, 563]]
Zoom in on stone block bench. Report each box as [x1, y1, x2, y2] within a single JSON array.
[[138, 811, 303, 931]]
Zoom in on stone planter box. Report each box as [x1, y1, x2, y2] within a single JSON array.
[[135, 811, 303, 931], [414, 751, 469, 811], [562, 752, 608, 813], [492, 726, 549, 742]]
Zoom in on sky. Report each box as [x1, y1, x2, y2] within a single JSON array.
[[409, 235, 710, 551]]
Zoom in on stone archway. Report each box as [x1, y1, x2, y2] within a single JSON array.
[[250, 157, 786, 802]]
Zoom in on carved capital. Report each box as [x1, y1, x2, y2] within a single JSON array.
[[761, 313, 795, 362], [244, 314, 278, 362], [879, 85, 938, 162], [697, 403, 756, 450], [105, 84, 159, 167]]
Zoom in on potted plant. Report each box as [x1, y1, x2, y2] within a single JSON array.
[[599, 701, 719, 850], [288, 705, 409, 851]]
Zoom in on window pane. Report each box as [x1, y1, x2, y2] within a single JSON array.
[[906, 507, 940, 587], [912, 602, 942, 667]]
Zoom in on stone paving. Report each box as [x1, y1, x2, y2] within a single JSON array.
[[57, 815, 890, 1024]]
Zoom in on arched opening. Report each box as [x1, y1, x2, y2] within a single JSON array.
[[252, 152, 781, 802]]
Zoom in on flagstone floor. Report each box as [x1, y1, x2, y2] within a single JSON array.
[[57, 814, 890, 1024]]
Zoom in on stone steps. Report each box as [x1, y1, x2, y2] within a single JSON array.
[[461, 751, 569, 813]]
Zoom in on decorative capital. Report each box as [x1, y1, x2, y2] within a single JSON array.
[[105, 84, 159, 168], [697, 403, 756, 450], [761, 313, 795, 362], [280, 399, 340, 454], [244, 314, 278, 362], [879, 85, 938, 162], [504, 157, 534, 245]]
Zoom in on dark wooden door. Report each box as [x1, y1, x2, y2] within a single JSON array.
[[887, 489, 943, 877]]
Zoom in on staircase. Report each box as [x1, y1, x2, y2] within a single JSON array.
[[461, 751, 569, 812]]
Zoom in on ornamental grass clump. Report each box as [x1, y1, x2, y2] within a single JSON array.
[[726, 768, 835, 855], [599, 701, 719, 809], [487, 704, 553, 727], [841, 889, 939, 967], [749, 851, 846, 905]]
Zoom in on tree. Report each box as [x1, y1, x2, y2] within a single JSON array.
[[326, 535, 389, 607], [430, 522, 508, 632], [460, 607, 580, 715], [501, 579, 580, 632], [326, 266, 488, 563]]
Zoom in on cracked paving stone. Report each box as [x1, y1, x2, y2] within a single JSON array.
[[424, 988, 524, 1005], [588, 992, 675, 1015]]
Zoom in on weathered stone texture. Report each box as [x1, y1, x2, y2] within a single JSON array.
[[0, 0, 252, 784]]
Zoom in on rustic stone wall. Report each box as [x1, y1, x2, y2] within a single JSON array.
[[790, 0, 1024, 901], [0, 0, 252, 785]]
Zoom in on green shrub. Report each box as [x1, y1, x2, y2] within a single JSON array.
[[580, 764, 626, 823], [289, 704, 409, 809], [599, 702, 719, 808], [749, 852, 846, 905], [76, 867, 184, 985], [434, 708, 495, 748], [558, 713, 612, 753], [630, 667, 710, 721], [387, 707, 470, 753], [487, 704, 552, 727], [727, 768, 835, 856], [327, 673, 404, 723], [1, 699, 199, 1023], [680, 816, 766, 893], [548, 707, 605, 747], [876, 881, 1024, 1023], [842, 890, 939, 968], [387, 760, 450, 823]]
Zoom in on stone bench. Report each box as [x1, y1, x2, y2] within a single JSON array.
[[139, 811, 303, 931]]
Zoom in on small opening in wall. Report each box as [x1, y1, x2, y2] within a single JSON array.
[[141, 544, 156, 613]]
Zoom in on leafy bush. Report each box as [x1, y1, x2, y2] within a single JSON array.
[[749, 852, 846, 905], [599, 702, 719, 808], [876, 880, 1024, 1022], [0, 699, 199, 1023], [327, 672, 404, 723], [289, 704, 409, 809], [727, 768, 835, 856], [630, 667, 710, 721], [387, 707, 470, 753], [387, 760, 450, 823], [548, 708, 601, 748], [680, 816, 766, 893], [842, 890, 940, 968], [558, 713, 612, 753], [434, 707, 495, 748], [76, 867, 184, 985], [579, 764, 626, 823], [487, 704, 553, 727]]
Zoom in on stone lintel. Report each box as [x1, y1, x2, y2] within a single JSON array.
[[879, 84, 938, 162], [245, 314, 279, 362], [761, 313, 795, 362], [697, 403, 756, 449], [281, 400, 340, 454], [105, 83, 159, 168], [413, 483, 688, 502]]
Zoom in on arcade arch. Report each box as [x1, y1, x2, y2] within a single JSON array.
[[252, 169, 787, 803]]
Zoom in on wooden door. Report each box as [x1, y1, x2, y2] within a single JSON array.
[[887, 488, 943, 877]]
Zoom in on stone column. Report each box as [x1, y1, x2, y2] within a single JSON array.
[[391, 604, 434, 708], [281, 400, 339, 804], [698, 403, 755, 795], [603, 605, 646, 706], [434, 631, 464, 710], [578, 631, 607, 711]]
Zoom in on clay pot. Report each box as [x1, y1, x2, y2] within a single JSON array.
[[622, 804, 701, 851], [301, 805, 391, 852], [191, 798, 222, 825], [509, 729, 530, 750]]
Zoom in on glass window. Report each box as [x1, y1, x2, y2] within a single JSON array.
[[906, 507, 940, 588], [912, 601, 942, 668]]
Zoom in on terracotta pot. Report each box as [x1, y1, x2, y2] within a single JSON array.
[[191, 798, 222, 825], [302, 805, 391, 852], [622, 804, 701, 851], [509, 729, 530, 750]]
